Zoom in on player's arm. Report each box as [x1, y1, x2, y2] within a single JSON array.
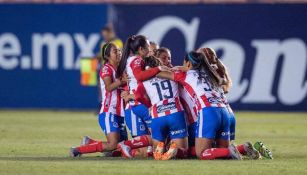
[[157, 71, 175, 81], [157, 71, 187, 86], [134, 83, 152, 107], [101, 67, 126, 92], [131, 58, 171, 81], [130, 58, 160, 81], [102, 76, 125, 92], [121, 93, 136, 103]]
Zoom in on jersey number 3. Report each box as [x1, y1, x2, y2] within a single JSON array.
[[152, 80, 173, 101]]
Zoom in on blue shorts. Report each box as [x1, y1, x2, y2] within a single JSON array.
[[229, 112, 236, 141], [196, 107, 230, 140], [151, 111, 188, 142], [188, 122, 197, 147], [98, 112, 128, 141], [131, 104, 151, 128], [125, 108, 150, 137]]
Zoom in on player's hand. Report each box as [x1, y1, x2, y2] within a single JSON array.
[[171, 66, 188, 72], [121, 91, 129, 98], [159, 66, 172, 72], [120, 72, 128, 84]]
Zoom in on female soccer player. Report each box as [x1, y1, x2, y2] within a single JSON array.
[[116, 35, 170, 158], [149, 41, 159, 56], [156, 48, 197, 157], [155, 47, 173, 68], [157, 51, 244, 160], [70, 43, 127, 157], [123, 56, 188, 160], [198, 47, 273, 159]]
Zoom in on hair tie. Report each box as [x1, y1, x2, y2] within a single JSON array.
[[131, 35, 136, 41], [188, 53, 199, 65]]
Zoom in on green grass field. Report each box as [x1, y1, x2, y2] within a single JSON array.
[[0, 110, 307, 175]]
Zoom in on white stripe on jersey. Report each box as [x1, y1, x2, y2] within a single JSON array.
[[126, 56, 142, 106], [180, 70, 226, 110], [198, 111, 203, 138], [99, 63, 124, 116], [180, 86, 198, 124]]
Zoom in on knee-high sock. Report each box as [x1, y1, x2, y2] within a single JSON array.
[[200, 148, 230, 160], [77, 141, 104, 154], [236, 144, 246, 155], [87, 138, 98, 145]]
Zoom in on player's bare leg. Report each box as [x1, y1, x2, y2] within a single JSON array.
[[216, 139, 230, 148], [195, 138, 214, 158]]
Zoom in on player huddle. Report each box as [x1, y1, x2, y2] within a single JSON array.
[[70, 35, 273, 160]]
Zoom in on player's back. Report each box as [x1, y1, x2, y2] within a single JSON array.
[[177, 70, 226, 109], [142, 77, 183, 118]]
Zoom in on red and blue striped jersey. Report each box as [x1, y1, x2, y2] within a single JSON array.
[[99, 63, 124, 116]]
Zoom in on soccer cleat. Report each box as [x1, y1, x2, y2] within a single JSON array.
[[254, 141, 273, 159], [81, 136, 91, 146], [154, 142, 165, 160], [228, 144, 243, 160], [117, 141, 133, 158], [161, 142, 178, 160], [244, 142, 261, 160], [70, 147, 81, 157]]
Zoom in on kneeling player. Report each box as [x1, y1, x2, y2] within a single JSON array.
[[70, 43, 127, 157], [123, 56, 189, 160], [198, 47, 273, 159]]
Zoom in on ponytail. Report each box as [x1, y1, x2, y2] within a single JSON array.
[[185, 51, 219, 89], [116, 37, 132, 78], [116, 35, 148, 78]]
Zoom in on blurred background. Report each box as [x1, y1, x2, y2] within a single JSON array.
[[0, 0, 306, 112]]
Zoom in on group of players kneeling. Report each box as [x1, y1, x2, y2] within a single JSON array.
[[70, 35, 273, 160]]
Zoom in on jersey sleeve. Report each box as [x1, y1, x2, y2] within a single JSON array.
[[134, 83, 152, 107], [173, 71, 187, 84], [130, 58, 160, 81], [100, 65, 112, 79]]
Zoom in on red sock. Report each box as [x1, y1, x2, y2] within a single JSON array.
[[147, 151, 153, 157], [111, 150, 121, 157], [77, 141, 104, 154], [237, 144, 246, 155], [188, 146, 196, 157], [176, 148, 188, 159], [131, 149, 137, 157], [87, 138, 98, 145], [147, 146, 153, 157], [123, 135, 150, 149], [200, 148, 230, 160]]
